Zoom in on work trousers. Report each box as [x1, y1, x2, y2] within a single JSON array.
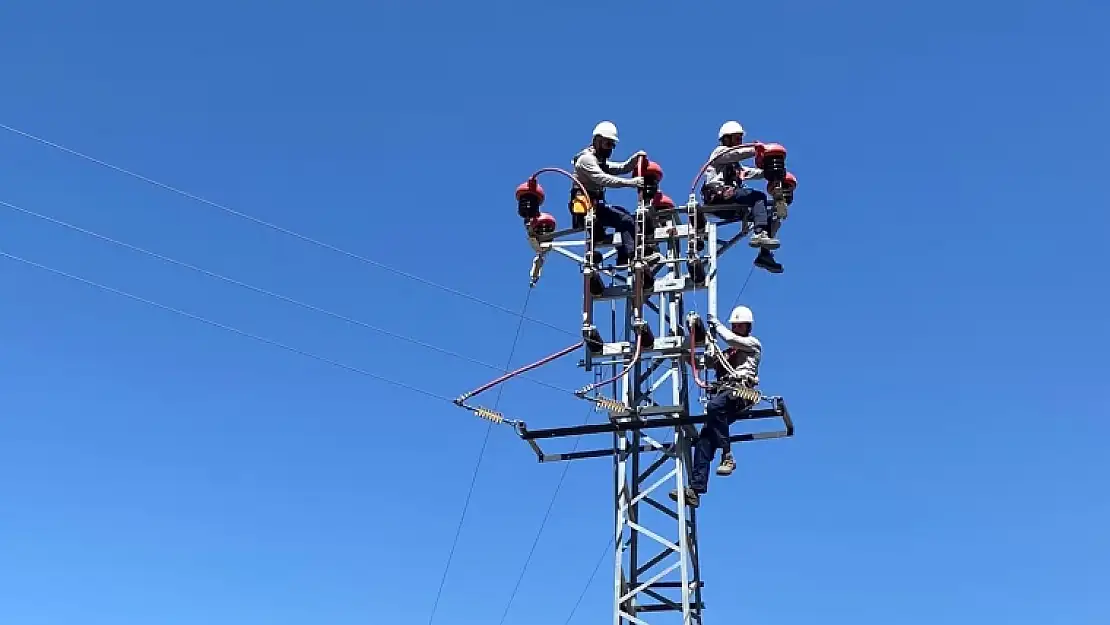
[[594, 201, 636, 264], [689, 388, 754, 493], [704, 185, 776, 230]]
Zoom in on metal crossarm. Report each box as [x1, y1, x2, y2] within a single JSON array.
[[515, 400, 792, 463]]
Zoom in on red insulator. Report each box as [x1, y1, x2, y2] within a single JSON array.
[[754, 143, 787, 167], [640, 160, 664, 202], [516, 178, 545, 220], [755, 143, 787, 183], [516, 179, 546, 203], [762, 143, 787, 158], [769, 172, 797, 205], [529, 212, 557, 235], [652, 192, 675, 209]]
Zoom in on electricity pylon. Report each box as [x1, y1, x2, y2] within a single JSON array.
[[508, 190, 794, 624]]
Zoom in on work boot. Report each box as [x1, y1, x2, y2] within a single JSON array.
[[748, 229, 780, 250], [754, 249, 783, 274], [669, 487, 701, 508], [716, 453, 736, 476]]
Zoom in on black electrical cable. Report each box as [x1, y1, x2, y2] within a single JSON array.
[[731, 264, 757, 308], [0, 122, 577, 339], [563, 536, 615, 624], [0, 198, 578, 397], [1, 251, 457, 404], [496, 405, 594, 625], [426, 287, 534, 625]]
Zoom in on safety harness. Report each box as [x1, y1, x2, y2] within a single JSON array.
[[569, 147, 612, 229], [709, 345, 761, 402], [701, 154, 745, 205]]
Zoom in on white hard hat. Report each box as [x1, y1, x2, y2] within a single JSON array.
[[718, 120, 744, 139], [728, 305, 754, 325], [592, 121, 619, 142]]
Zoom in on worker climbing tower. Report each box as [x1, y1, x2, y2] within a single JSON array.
[[456, 144, 795, 624]]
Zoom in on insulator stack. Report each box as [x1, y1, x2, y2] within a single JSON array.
[[689, 259, 707, 285], [755, 143, 787, 183], [688, 315, 707, 343], [593, 396, 627, 413], [641, 160, 664, 202], [652, 192, 675, 209], [584, 327, 604, 353], [472, 406, 505, 424], [590, 273, 605, 296], [728, 385, 762, 403], [516, 178, 545, 220], [528, 212, 557, 235], [781, 172, 797, 205]]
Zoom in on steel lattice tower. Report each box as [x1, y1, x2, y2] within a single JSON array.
[[455, 167, 795, 623], [506, 192, 793, 625]]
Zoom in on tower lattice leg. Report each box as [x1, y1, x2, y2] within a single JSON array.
[[611, 211, 704, 625]]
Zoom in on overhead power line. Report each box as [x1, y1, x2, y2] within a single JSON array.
[[564, 536, 616, 624], [732, 264, 757, 308], [0, 198, 579, 398], [427, 288, 534, 625], [2, 250, 466, 405], [0, 122, 577, 339], [496, 406, 593, 625]]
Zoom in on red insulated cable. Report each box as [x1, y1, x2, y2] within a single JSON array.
[[530, 167, 594, 214], [529, 167, 599, 266], [687, 142, 761, 198], [458, 341, 581, 402], [580, 332, 642, 396]]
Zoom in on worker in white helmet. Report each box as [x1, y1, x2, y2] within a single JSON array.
[[701, 121, 783, 274], [570, 121, 653, 267], [670, 305, 762, 508]]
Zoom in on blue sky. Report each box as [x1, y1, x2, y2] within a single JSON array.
[[2, 1, 1108, 624]]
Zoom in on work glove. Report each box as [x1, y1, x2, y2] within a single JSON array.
[[629, 176, 646, 188], [630, 150, 648, 162]]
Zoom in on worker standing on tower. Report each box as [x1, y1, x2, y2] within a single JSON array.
[[570, 121, 652, 267], [671, 305, 762, 508], [701, 121, 784, 274]]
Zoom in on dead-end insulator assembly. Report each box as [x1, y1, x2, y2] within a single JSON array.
[[452, 397, 520, 427], [592, 395, 629, 413], [471, 405, 506, 424], [724, 384, 763, 404]]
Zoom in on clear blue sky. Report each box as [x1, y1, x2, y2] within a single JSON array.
[[2, 1, 1108, 624]]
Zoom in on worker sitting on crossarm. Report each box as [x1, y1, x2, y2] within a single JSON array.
[[701, 121, 784, 274], [571, 121, 659, 267], [671, 305, 762, 508]]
